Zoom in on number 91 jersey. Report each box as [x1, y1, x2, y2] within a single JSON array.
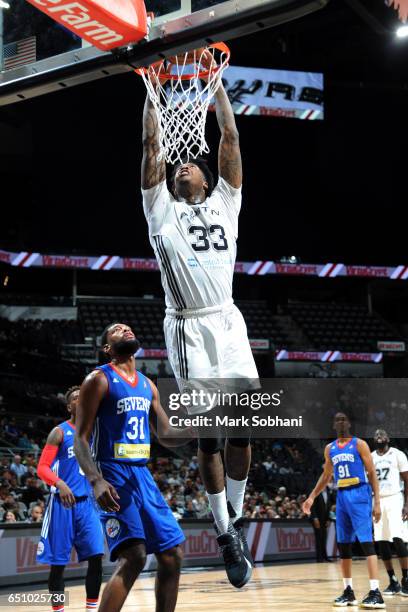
[[142, 178, 241, 310], [93, 364, 153, 465], [329, 437, 368, 488]]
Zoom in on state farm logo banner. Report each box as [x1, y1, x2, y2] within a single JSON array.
[[217, 66, 324, 119]]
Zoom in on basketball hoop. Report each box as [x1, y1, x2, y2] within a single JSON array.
[[136, 42, 230, 165]]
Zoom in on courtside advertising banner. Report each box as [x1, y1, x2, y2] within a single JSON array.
[[0, 521, 316, 586]]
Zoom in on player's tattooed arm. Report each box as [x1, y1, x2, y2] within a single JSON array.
[[358, 438, 381, 522], [141, 94, 166, 190], [302, 444, 333, 515], [214, 82, 242, 188], [148, 379, 194, 447], [74, 371, 120, 512]]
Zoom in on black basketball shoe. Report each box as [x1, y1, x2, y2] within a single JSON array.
[[383, 579, 401, 596], [227, 502, 254, 567], [216, 524, 252, 589], [360, 589, 386, 608], [333, 586, 358, 607], [400, 576, 408, 596]]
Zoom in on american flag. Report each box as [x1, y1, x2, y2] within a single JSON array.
[[3, 36, 36, 70]]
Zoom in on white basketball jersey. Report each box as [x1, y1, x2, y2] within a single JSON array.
[[142, 178, 241, 310], [372, 447, 408, 497]]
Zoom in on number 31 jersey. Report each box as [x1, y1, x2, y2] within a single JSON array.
[[93, 364, 153, 465], [372, 447, 408, 497], [329, 437, 368, 488], [142, 178, 241, 310]]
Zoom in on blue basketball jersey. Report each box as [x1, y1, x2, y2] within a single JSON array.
[[51, 421, 90, 497], [329, 436, 368, 488], [93, 364, 153, 465]]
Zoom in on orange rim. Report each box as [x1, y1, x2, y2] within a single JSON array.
[[135, 42, 230, 81]]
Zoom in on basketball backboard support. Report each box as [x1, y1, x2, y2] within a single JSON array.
[[0, 0, 329, 106]]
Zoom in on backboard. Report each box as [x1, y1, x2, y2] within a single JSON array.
[[0, 0, 328, 106]]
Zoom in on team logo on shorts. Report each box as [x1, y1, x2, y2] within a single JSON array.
[[37, 541, 44, 556], [117, 445, 125, 456], [106, 518, 120, 539]]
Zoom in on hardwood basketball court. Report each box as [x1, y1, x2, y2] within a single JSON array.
[[3, 560, 408, 611]]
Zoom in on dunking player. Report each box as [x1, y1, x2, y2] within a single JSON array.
[[74, 323, 186, 612], [371, 428, 408, 596], [37, 386, 104, 612], [141, 51, 256, 588], [302, 412, 385, 608]]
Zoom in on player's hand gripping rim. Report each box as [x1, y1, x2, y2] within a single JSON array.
[[93, 477, 120, 512]]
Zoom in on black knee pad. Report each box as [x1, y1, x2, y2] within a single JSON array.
[[338, 543, 352, 559], [380, 540, 393, 561], [360, 541, 376, 557], [198, 437, 221, 454], [393, 537, 408, 558], [227, 437, 251, 448]]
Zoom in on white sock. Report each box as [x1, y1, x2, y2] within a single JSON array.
[[343, 578, 353, 588], [207, 490, 230, 535], [370, 579, 379, 591], [226, 475, 247, 521]]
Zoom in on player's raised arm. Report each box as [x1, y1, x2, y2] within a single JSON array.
[[37, 426, 76, 508], [302, 444, 333, 515], [74, 371, 120, 512], [213, 80, 242, 188], [358, 438, 381, 523], [141, 92, 166, 190]]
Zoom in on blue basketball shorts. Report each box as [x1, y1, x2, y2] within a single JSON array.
[[98, 461, 185, 561], [336, 483, 373, 543], [37, 494, 105, 565]]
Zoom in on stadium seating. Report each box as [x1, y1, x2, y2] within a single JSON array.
[[288, 302, 401, 352]]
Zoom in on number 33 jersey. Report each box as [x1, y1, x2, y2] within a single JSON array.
[[371, 447, 408, 497], [93, 364, 153, 465], [142, 178, 241, 310], [330, 437, 368, 488]]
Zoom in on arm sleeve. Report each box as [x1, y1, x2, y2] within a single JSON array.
[[37, 444, 60, 487], [141, 180, 171, 235], [397, 449, 408, 473]]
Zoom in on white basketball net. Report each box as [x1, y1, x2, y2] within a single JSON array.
[[138, 46, 229, 165]]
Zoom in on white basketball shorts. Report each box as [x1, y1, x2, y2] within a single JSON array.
[[164, 299, 260, 414], [374, 493, 407, 542]]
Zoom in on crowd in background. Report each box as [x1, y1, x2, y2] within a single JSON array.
[[0, 410, 322, 524]]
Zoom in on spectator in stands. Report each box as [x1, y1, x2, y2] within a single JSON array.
[[20, 477, 45, 507], [28, 504, 43, 523], [21, 465, 37, 487], [29, 439, 40, 456], [157, 360, 167, 377], [18, 432, 32, 450], [140, 362, 148, 375], [182, 500, 196, 518], [2, 495, 22, 519], [4, 418, 19, 442], [263, 455, 278, 473], [10, 454, 27, 483], [3, 510, 18, 523]]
